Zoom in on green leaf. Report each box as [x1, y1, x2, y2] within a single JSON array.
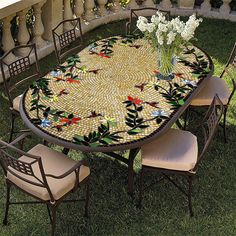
[[74, 135, 85, 141], [178, 99, 185, 105], [127, 113, 135, 119], [53, 116, 59, 122], [89, 142, 100, 148], [137, 106, 143, 112], [127, 129, 142, 135], [127, 108, 137, 113], [125, 122, 135, 128], [102, 137, 113, 144]]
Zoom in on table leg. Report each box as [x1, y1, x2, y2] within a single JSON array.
[[127, 148, 140, 196], [62, 148, 70, 155]]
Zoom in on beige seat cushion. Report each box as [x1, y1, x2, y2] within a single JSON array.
[[12, 94, 23, 111], [191, 76, 231, 106], [141, 129, 198, 171], [7, 144, 90, 201]]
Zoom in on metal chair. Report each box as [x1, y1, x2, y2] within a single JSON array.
[[185, 42, 236, 142], [139, 95, 224, 216], [0, 44, 41, 142], [0, 133, 90, 236], [126, 8, 170, 35], [52, 17, 83, 64]]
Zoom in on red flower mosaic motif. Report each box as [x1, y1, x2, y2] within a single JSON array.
[[135, 83, 147, 92], [128, 96, 143, 105], [66, 78, 80, 84], [175, 73, 184, 78], [129, 45, 142, 49], [98, 52, 111, 58], [145, 101, 160, 108], [153, 70, 160, 75], [60, 117, 81, 125]]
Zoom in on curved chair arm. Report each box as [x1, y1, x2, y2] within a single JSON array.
[[9, 132, 32, 146], [126, 22, 131, 35]]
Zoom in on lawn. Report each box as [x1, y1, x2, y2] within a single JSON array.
[[0, 18, 236, 236]]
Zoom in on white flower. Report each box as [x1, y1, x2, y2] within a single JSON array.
[[137, 13, 202, 48], [151, 15, 159, 25], [156, 11, 167, 23], [136, 16, 148, 32], [156, 32, 164, 45], [146, 23, 156, 33], [158, 23, 168, 33], [151, 110, 169, 117], [183, 79, 197, 87], [167, 31, 176, 45]]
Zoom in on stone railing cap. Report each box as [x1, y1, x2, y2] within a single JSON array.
[[0, 0, 43, 19]]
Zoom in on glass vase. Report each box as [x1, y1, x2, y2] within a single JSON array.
[[157, 46, 176, 81]]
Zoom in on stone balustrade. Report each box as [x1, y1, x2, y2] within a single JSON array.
[[0, 0, 236, 82]]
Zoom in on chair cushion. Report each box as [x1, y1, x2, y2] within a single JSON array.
[[141, 129, 198, 171], [12, 94, 23, 111], [7, 144, 90, 201], [191, 76, 231, 106]]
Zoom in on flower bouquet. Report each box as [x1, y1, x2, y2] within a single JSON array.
[[137, 12, 202, 80]]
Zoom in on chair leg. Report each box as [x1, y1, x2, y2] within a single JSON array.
[[187, 176, 194, 217], [50, 205, 57, 236], [46, 204, 52, 224], [62, 148, 70, 155], [43, 140, 49, 146], [84, 180, 90, 218], [222, 107, 228, 143], [3, 183, 11, 225], [138, 167, 144, 208], [9, 114, 16, 143], [183, 107, 190, 130]]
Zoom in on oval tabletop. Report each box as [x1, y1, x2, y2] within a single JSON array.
[[20, 36, 213, 152]]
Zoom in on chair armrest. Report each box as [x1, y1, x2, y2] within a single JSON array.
[[9, 131, 32, 146], [45, 160, 87, 179], [126, 22, 131, 35]]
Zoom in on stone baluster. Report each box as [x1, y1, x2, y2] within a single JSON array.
[[64, 0, 74, 31], [17, 8, 31, 56], [42, 0, 63, 41], [144, 0, 155, 8], [159, 0, 172, 10], [128, 0, 139, 9], [32, 1, 46, 47], [219, 0, 232, 15], [74, 0, 85, 18], [112, 0, 122, 12], [97, 0, 108, 16], [1, 14, 17, 63], [84, 0, 95, 21], [200, 0, 211, 14]]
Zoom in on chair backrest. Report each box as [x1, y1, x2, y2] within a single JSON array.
[[52, 17, 83, 64], [194, 95, 224, 169], [126, 8, 170, 35], [0, 140, 55, 202], [220, 42, 236, 105], [0, 44, 41, 107]]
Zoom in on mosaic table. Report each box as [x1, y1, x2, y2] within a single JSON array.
[[20, 35, 213, 194]]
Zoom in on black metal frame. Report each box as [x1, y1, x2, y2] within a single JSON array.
[[0, 44, 41, 142], [52, 17, 83, 64], [126, 8, 170, 35], [184, 42, 236, 143], [0, 133, 90, 236], [139, 95, 224, 216]]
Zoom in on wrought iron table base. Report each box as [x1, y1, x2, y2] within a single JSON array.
[[105, 147, 140, 195]]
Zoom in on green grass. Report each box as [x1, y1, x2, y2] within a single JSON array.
[[0, 18, 236, 236]]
